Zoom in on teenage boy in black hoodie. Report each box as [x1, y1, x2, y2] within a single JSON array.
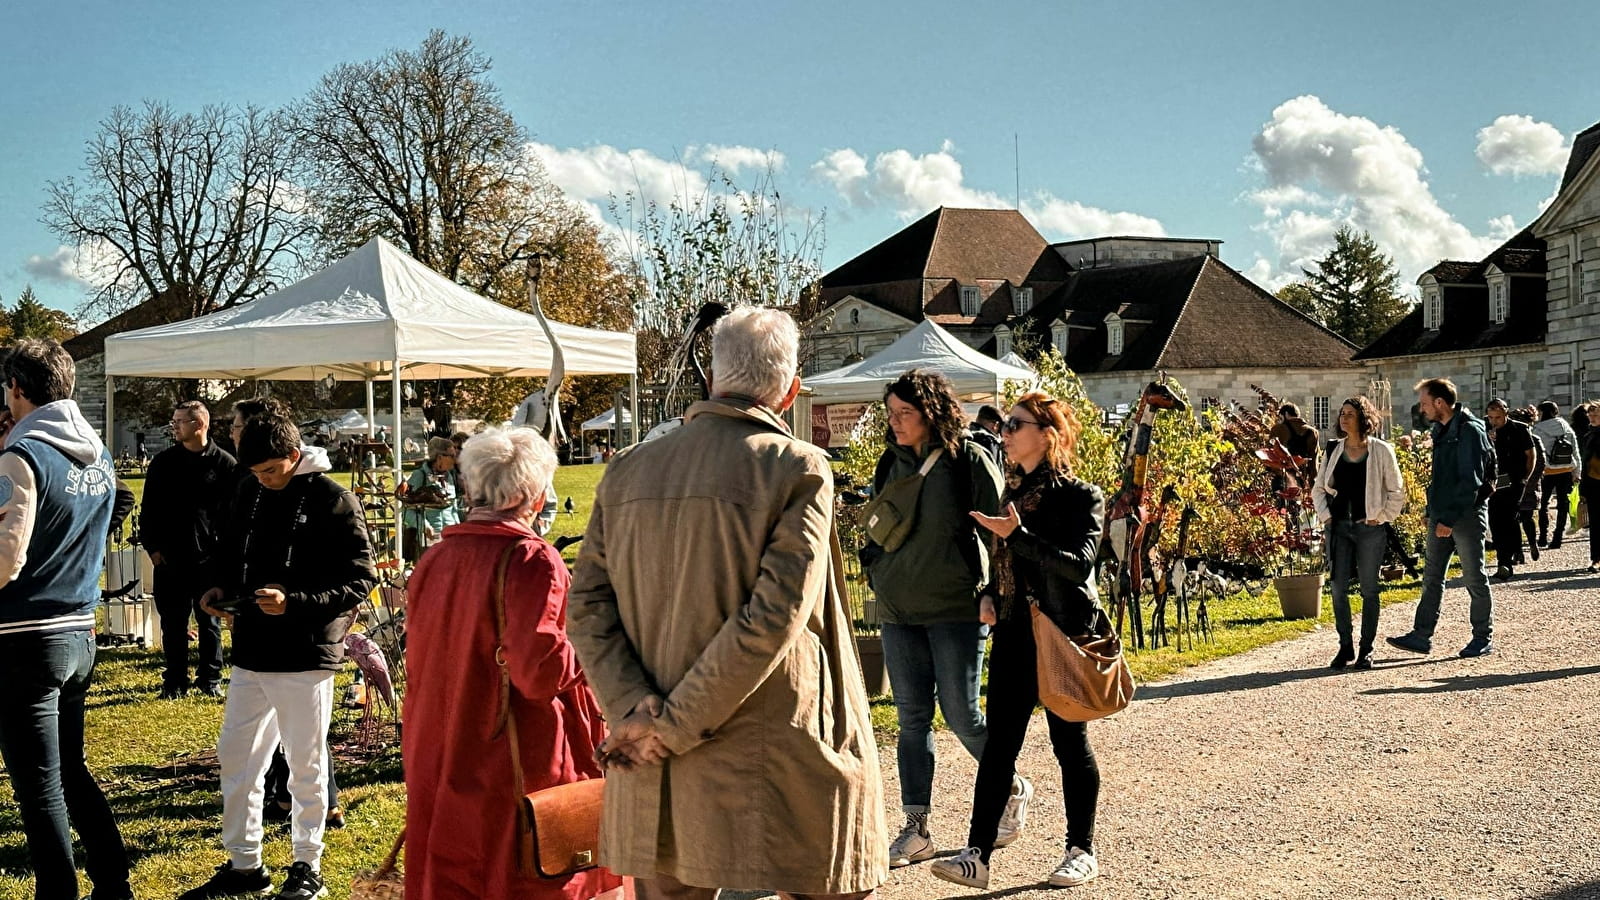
[[181, 413, 376, 900]]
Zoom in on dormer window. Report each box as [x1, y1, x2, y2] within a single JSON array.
[[1011, 286, 1033, 316], [1490, 280, 1508, 324], [959, 285, 981, 317], [1050, 319, 1068, 355], [994, 325, 1012, 357], [1423, 289, 1442, 331], [1105, 313, 1125, 355]]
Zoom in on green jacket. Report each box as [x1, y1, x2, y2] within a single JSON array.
[[866, 439, 1003, 624]]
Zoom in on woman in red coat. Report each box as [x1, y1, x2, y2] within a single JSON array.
[[404, 428, 623, 900]]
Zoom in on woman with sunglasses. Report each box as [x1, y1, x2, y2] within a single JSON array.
[[862, 369, 1008, 868], [930, 390, 1106, 890]]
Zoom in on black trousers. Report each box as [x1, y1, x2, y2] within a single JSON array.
[[1488, 488, 1524, 566], [967, 612, 1099, 860], [1540, 471, 1574, 543], [264, 744, 339, 810], [153, 563, 222, 691]]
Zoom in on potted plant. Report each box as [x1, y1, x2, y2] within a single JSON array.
[[1256, 439, 1326, 620]]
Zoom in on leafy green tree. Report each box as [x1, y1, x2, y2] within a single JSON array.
[[1276, 227, 1410, 347], [8, 287, 78, 342]]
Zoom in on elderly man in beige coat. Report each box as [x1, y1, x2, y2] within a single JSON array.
[[569, 307, 888, 900]]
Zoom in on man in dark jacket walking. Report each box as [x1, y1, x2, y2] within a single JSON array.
[[1389, 378, 1497, 658], [142, 399, 236, 698], [180, 413, 376, 900], [0, 339, 132, 900]]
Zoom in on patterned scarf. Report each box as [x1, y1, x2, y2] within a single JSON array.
[[993, 464, 1061, 620]]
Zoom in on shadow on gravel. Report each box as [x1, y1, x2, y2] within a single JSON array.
[[969, 885, 1058, 899], [1530, 878, 1600, 899], [1137, 657, 1452, 700], [1360, 664, 1600, 695]]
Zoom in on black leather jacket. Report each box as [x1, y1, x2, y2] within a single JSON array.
[[984, 466, 1105, 635]]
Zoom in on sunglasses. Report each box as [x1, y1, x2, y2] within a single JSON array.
[[1003, 416, 1043, 434]]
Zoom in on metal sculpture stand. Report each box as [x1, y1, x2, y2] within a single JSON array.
[[1102, 380, 1188, 651]]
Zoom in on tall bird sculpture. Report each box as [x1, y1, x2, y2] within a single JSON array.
[[1101, 380, 1188, 649], [523, 255, 567, 445]]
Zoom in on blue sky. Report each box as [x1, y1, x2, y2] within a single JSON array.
[[3, 0, 1598, 320]]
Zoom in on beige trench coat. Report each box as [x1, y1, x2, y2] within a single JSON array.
[[568, 398, 887, 895]]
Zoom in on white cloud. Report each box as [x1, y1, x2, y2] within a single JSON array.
[[812, 142, 1164, 239], [1247, 95, 1507, 287], [23, 241, 122, 289], [526, 142, 709, 214], [1475, 115, 1570, 177], [687, 144, 786, 174]]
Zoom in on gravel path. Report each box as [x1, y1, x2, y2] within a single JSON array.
[[870, 539, 1600, 900]]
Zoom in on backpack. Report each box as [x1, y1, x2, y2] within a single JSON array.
[[1476, 426, 1498, 505], [1552, 432, 1577, 467]]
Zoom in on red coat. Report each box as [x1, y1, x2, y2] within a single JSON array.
[[404, 518, 621, 900]]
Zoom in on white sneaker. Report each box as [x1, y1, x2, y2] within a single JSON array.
[[888, 814, 936, 868], [929, 847, 990, 889], [1048, 846, 1099, 887], [993, 775, 1034, 848]]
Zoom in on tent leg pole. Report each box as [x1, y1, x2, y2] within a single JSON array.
[[104, 374, 115, 457], [392, 359, 404, 565], [366, 378, 376, 439], [630, 374, 639, 445]]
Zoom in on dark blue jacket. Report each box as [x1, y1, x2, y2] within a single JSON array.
[[0, 401, 116, 635], [1427, 404, 1490, 528]]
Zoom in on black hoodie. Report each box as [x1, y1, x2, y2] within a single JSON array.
[[210, 457, 377, 673]]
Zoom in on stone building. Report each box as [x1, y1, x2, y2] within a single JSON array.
[[1356, 119, 1600, 425], [62, 293, 191, 452], [801, 206, 1369, 435]]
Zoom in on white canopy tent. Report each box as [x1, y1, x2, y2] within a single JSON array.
[[579, 406, 632, 431], [102, 236, 638, 560], [327, 409, 370, 436], [804, 319, 1037, 404], [998, 351, 1035, 372]]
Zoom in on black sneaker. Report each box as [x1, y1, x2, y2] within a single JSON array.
[[264, 800, 291, 825], [1459, 637, 1494, 658], [273, 862, 327, 900], [178, 863, 272, 899], [1353, 653, 1374, 670], [1330, 646, 1355, 670], [159, 686, 189, 700], [1387, 632, 1432, 654]]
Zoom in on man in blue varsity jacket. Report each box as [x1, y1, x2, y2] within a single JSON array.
[[0, 339, 130, 900]]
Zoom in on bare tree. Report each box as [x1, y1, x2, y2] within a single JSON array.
[[290, 30, 570, 293], [42, 101, 311, 320], [611, 164, 825, 380]]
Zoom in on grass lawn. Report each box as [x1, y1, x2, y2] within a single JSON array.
[[3, 461, 1445, 898]]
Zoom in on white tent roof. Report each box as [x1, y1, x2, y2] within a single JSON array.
[[998, 351, 1035, 372], [103, 237, 636, 381], [580, 406, 632, 431], [805, 319, 1037, 403], [328, 409, 369, 432]]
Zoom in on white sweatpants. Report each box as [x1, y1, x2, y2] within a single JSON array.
[[218, 666, 335, 869]]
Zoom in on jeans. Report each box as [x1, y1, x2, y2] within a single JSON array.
[[1413, 507, 1494, 642], [1539, 471, 1574, 542], [1327, 520, 1386, 652], [880, 621, 989, 812], [154, 563, 223, 691], [966, 613, 1098, 860], [0, 630, 130, 900]]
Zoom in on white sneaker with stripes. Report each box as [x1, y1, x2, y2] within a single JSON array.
[[929, 847, 990, 889], [993, 775, 1034, 848], [887, 814, 936, 868], [1048, 846, 1099, 887]]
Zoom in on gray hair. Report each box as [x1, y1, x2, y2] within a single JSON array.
[[710, 307, 799, 407], [458, 427, 558, 513]]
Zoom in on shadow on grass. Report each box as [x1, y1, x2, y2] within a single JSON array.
[[1138, 657, 1454, 701], [1360, 664, 1600, 696]]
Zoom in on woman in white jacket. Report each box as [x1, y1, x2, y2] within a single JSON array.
[[1311, 396, 1405, 670]]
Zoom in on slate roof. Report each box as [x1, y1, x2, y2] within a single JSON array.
[[1016, 255, 1359, 372], [1354, 229, 1546, 361], [1561, 120, 1600, 195], [1423, 261, 1485, 285]]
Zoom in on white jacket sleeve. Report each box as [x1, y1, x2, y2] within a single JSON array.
[[1378, 440, 1406, 523], [1311, 439, 1339, 524], [0, 453, 40, 588]]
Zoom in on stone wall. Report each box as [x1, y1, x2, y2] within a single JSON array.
[[1080, 366, 1375, 438], [800, 297, 915, 375], [1368, 346, 1548, 429]]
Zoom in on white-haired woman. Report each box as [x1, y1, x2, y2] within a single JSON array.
[[403, 428, 622, 900]]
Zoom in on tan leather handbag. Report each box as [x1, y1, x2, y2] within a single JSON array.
[[490, 543, 605, 879], [1031, 606, 1135, 722]]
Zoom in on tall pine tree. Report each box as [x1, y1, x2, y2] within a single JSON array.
[[8, 286, 79, 342], [1276, 227, 1410, 347]]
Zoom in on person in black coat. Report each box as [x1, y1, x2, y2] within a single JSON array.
[[930, 390, 1105, 891], [141, 400, 237, 698], [1578, 403, 1600, 571]]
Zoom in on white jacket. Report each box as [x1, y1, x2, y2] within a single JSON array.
[[1311, 436, 1405, 525]]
